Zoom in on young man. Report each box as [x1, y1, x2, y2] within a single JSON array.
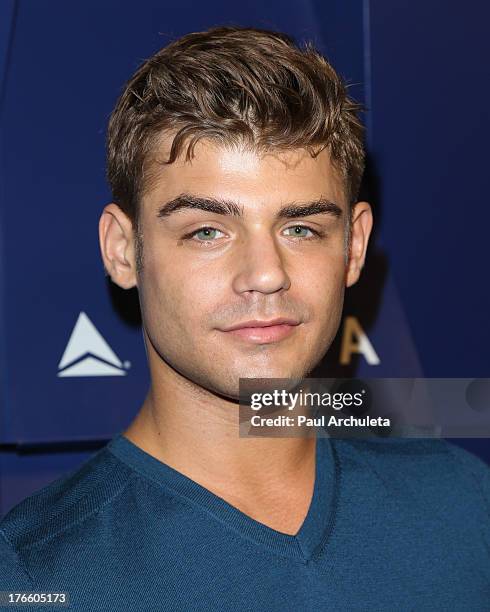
[[1, 27, 489, 611]]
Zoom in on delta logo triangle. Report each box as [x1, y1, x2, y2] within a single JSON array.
[[57, 311, 130, 377]]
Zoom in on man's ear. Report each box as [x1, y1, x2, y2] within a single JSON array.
[[345, 201, 373, 288], [99, 203, 138, 289]]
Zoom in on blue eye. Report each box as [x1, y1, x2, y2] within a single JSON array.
[[284, 225, 316, 238], [192, 227, 224, 241]]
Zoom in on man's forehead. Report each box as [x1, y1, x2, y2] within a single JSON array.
[[143, 135, 347, 209]]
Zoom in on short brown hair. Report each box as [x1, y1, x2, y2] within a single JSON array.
[[106, 26, 365, 232]]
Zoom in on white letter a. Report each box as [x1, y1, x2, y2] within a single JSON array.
[[340, 316, 380, 365]]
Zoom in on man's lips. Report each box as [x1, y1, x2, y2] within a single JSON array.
[[219, 318, 301, 343]]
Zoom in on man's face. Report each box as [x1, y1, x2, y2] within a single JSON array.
[[102, 139, 372, 399]]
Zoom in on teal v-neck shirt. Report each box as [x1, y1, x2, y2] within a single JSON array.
[[1, 434, 489, 610]]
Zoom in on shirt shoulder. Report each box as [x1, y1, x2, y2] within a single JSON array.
[[333, 436, 490, 510], [0, 445, 136, 585]]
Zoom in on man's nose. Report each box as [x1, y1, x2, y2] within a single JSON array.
[[231, 232, 291, 295]]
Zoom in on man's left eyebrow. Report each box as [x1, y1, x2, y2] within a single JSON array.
[[276, 199, 343, 220]]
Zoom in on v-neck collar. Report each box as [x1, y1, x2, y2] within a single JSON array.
[[107, 432, 339, 563]]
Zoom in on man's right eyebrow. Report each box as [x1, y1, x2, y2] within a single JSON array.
[[156, 195, 243, 219]]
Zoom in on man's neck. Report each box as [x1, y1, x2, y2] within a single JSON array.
[[123, 377, 317, 535]]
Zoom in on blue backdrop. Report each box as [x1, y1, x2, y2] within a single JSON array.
[[0, 0, 488, 515]]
